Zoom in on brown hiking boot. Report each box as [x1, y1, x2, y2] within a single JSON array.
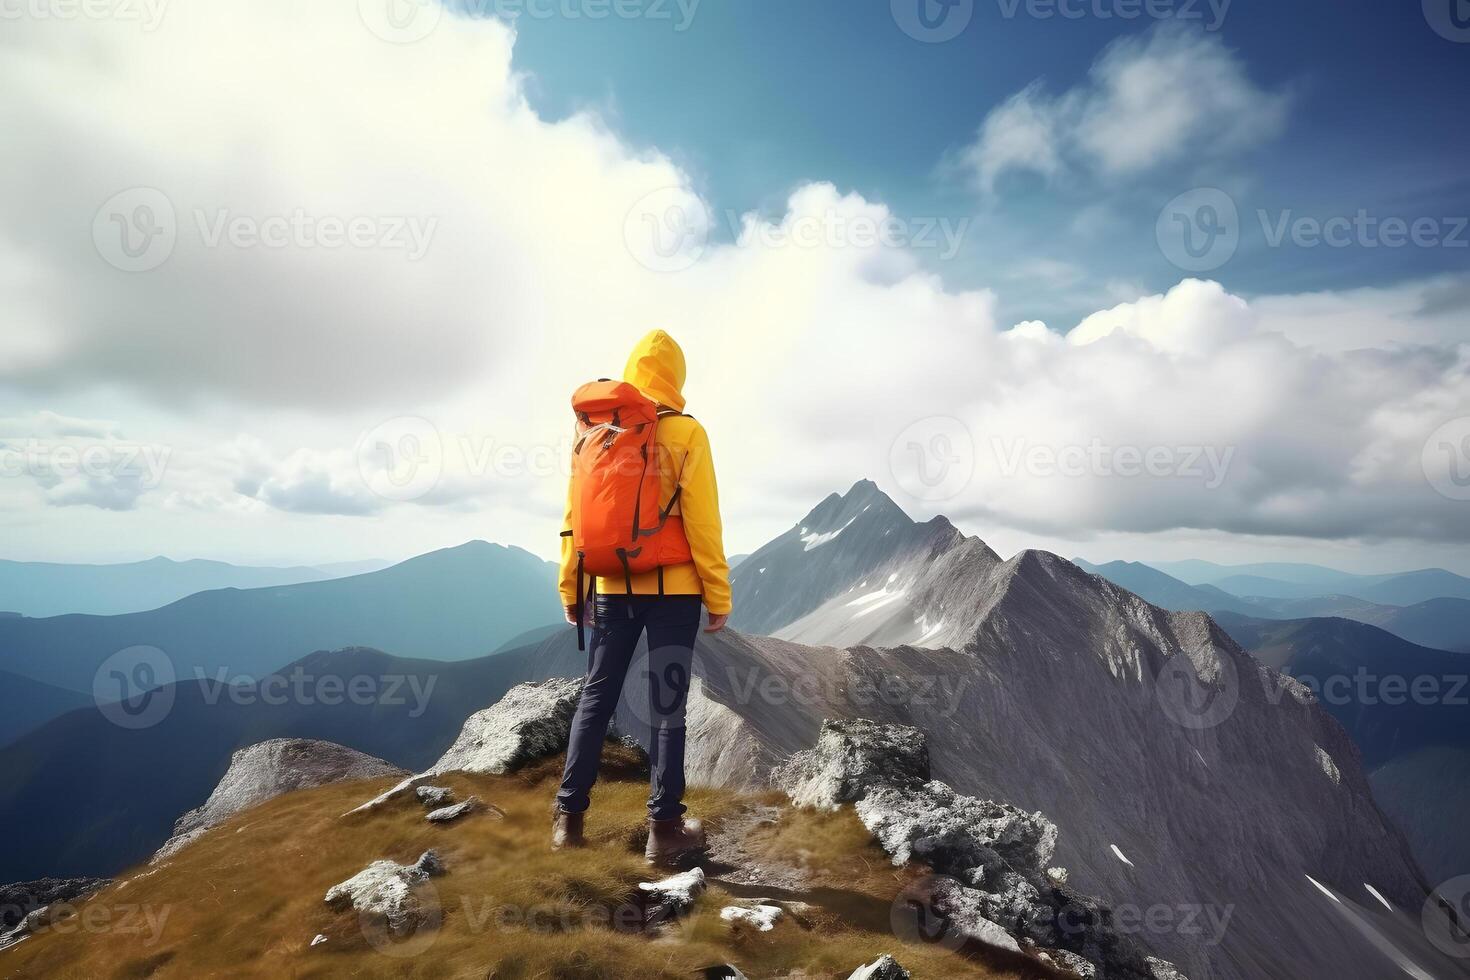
[[551, 809, 586, 850], [644, 816, 706, 867]]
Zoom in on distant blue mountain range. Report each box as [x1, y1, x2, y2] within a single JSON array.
[[0, 556, 391, 617], [1144, 559, 1470, 606], [0, 542, 561, 703], [1075, 558, 1470, 653]]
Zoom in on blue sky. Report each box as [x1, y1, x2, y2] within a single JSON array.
[[506, 0, 1470, 327], [2, 0, 1468, 573]]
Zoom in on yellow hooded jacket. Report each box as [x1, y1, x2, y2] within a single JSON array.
[[559, 330, 732, 615]]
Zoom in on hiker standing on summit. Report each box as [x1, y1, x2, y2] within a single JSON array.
[[553, 329, 732, 865]]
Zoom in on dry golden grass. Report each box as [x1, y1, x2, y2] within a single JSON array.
[[4, 749, 1034, 980]]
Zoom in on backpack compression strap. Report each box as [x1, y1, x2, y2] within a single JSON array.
[[633, 409, 686, 541]]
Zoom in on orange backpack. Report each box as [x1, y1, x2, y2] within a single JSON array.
[[564, 379, 693, 647]]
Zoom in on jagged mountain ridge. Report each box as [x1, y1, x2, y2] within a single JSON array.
[[714, 484, 1447, 979], [730, 479, 1003, 649], [514, 529, 1442, 980]]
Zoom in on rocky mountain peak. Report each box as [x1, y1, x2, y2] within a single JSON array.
[[797, 479, 911, 535], [733, 481, 988, 640], [154, 739, 404, 862]]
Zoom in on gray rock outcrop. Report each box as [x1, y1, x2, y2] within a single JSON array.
[[0, 906, 53, 951], [857, 781, 1058, 883], [719, 903, 782, 931], [349, 679, 583, 815], [158, 739, 403, 860], [638, 866, 706, 927], [427, 677, 583, 776], [425, 798, 484, 824], [416, 785, 454, 807], [848, 953, 911, 980], [1146, 957, 1189, 980], [324, 850, 444, 936], [0, 876, 114, 951], [776, 719, 1185, 980], [769, 718, 929, 809], [0, 877, 108, 931]]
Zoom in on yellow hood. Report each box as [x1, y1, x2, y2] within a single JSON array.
[[623, 329, 687, 411]]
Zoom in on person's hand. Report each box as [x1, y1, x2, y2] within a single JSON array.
[[704, 612, 729, 633], [564, 604, 579, 625]]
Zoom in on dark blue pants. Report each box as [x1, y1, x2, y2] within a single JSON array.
[[556, 594, 700, 820]]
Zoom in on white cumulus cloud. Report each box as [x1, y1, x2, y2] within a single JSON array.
[[0, 2, 1465, 567], [962, 24, 1289, 192]]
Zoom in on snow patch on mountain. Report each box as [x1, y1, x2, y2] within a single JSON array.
[[800, 514, 859, 551], [1315, 745, 1341, 785]]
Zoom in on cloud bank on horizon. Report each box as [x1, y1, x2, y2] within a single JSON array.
[[0, 2, 1466, 567]]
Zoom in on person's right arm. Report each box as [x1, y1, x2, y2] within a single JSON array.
[[678, 421, 731, 629]]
